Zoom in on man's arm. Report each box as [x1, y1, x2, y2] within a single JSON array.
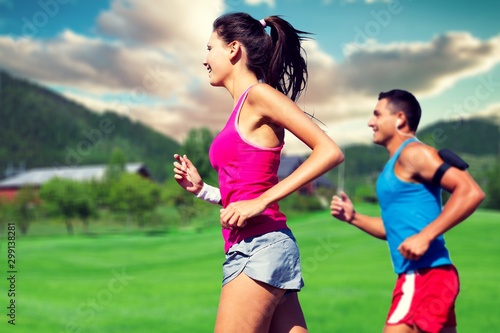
[[330, 192, 387, 240], [396, 144, 485, 260]]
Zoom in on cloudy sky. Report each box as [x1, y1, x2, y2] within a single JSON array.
[[1, 0, 499, 155]]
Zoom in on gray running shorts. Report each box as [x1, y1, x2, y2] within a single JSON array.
[[222, 229, 304, 291]]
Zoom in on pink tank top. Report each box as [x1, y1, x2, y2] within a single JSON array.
[[209, 85, 288, 252]]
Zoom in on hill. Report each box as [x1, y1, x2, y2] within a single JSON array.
[[342, 116, 499, 173], [1, 70, 498, 184], [418, 118, 500, 156], [0, 71, 180, 182], [325, 114, 499, 200]]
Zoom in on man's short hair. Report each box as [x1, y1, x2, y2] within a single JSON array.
[[379, 89, 421, 131]]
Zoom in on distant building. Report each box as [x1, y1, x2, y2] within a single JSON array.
[[4, 162, 26, 179], [0, 163, 151, 201], [277, 155, 333, 195]]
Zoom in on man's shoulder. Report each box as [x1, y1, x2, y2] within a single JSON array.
[[400, 140, 437, 159], [398, 141, 440, 172]]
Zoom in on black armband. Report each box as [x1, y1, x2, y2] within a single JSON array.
[[431, 149, 469, 186]]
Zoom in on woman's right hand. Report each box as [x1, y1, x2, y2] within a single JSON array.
[[173, 154, 204, 195]]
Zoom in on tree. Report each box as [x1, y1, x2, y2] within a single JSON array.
[[108, 173, 161, 228], [162, 178, 206, 228], [181, 127, 217, 183], [105, 148, 126, 182], [485, 160, 500, 209], [39, 178, 96, 234], [162, 127, 218, 228], [354, 183, 378, 203], [12, 185, 39, 235], [0, 197, 14, 235]]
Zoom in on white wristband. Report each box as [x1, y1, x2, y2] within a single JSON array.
[[196, 183, 221, 204]]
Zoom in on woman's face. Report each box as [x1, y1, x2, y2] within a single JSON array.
[[203, 31, 233, 87]]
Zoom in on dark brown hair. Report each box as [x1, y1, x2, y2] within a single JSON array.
[[213, 12, 312, 102], [379, 89, 422, 131]]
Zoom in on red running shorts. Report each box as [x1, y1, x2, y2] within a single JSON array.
[[386, 265, 460, 333]]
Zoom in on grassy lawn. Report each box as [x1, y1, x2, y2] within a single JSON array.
[[1, 204, 498, 332]]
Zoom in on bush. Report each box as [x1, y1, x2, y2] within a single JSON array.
[[280, 192, 325, 216]]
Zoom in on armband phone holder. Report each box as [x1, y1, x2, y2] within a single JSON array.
[[431, 149, 469, 186]]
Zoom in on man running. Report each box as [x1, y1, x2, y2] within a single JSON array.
[[330, 89, 484, 333]]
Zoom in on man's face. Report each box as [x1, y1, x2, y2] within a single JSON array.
[[368, 98, 398, 146]]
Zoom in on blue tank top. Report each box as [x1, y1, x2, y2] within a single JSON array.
[[376, 138, 452, 274]]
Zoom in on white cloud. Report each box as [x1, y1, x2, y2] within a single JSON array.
[[329, 0, 392, 4], [338, 32, 500, 97], [0, 0, 499, 155], [96, 0, 220, 49], [298, 32, 500, 120], [0, 30, 190, 100], [244, 0, 275, 7], [475, 103, 500, 119], [283, 32, 500, 153]]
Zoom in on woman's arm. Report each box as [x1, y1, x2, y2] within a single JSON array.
[[220, 84, 344, 229], [251, 84, 344, 206]]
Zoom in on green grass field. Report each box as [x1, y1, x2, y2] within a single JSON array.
[[1, 204, 499, 332]]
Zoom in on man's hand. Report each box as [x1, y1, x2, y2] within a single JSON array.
[[398, 233, 432, 261], [330, 192, 355, 223]]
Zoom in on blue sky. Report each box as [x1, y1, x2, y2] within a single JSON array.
[[1, 0, 499, 154]]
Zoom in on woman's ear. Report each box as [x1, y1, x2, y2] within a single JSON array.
[[228, 41, 241, 60]]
